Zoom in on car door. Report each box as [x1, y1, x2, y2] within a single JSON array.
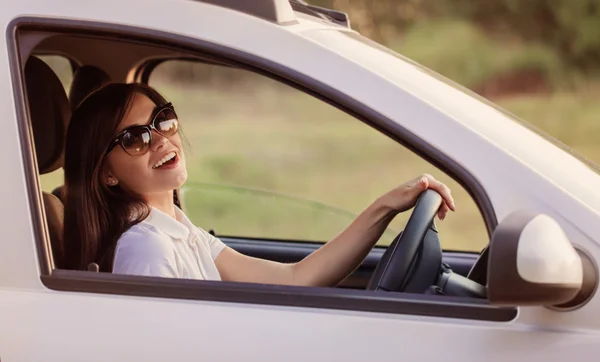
[[3, 1, 599, 362]]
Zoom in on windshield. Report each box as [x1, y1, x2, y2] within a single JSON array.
[[307, 30, 600, 175]]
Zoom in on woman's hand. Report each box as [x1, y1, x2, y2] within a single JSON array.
[[377, 173, 456, 220]]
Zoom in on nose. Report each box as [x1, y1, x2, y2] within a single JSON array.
[[151, 130, 169, 152]]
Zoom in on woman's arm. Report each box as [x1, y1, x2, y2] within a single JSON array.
[[214, 174, 455, 287]]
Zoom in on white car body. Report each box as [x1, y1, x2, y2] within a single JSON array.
[[1, 0, 599, 361]]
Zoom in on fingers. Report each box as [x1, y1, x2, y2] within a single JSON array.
[[437, 203, 449, 220], [418, 175, 429, 190], [419, 173, 456, 215]]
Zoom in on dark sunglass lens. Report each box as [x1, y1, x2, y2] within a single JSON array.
[[155, 109, 178, 137], [121, 128, 151, 155]]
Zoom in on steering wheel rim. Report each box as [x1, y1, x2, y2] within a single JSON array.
[[367, 189, 443, 292]]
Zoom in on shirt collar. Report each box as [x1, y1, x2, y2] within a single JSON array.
[[142, 206, 192, 241]]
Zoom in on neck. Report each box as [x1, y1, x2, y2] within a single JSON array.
[[146, 191, 176, 219]]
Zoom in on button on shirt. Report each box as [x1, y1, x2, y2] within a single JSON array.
[[112, 206, 227, 280]]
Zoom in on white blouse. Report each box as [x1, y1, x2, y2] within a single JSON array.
[[112, 206, 227, 280]]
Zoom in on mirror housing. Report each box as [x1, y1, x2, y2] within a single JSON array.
[[487, 210, 598, 310]]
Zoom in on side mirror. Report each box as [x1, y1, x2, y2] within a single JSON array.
[[487, 210, 598, 310]]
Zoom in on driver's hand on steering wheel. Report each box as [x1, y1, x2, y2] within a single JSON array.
[[378, 174, 456, 220]]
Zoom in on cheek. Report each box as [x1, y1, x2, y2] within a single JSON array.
[[107, 152, 150, 186], [172, 135, 186, 161], [170, 133, 183, 149]]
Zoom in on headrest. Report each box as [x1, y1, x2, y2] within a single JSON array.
[[24, 56, 72, 175], [69, 65, 110, 111]]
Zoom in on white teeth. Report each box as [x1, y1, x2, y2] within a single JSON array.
[[153, 151, 176, 169]]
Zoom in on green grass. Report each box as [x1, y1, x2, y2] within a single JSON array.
[[392, 19, 565, 90], [496, 89, 600, 161]]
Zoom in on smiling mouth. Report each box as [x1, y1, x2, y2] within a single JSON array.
[[152, 151, 178, 169]]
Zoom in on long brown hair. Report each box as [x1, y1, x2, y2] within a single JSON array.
[[62, 83, 169, 272]]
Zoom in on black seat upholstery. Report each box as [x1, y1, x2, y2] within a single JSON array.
[[24, 56, 72, 269], [50, 65, 111, 201], [68, 65, 110, 111]]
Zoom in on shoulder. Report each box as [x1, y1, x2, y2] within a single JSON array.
[[175, 206, 223, 246], [112, 223, 179, 277], [194, 225, 221, 244], [115, 223, 175, 258], [173, 206, 227, 259], [194, 226, 227, 260]]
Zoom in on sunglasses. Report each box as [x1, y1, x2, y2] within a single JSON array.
[[105, 102, 179, 156]]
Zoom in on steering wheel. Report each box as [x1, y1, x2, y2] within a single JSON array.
[[367, 189, 487, 298]]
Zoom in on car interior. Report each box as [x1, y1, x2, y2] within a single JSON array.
[[19, 28, 490, 295]]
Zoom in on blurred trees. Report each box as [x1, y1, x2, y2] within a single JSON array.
[[314, 0, 600, 71], [438, 0, 600, 71]]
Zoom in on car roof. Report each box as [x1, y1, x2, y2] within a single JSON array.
[[190, 0, 350, 28]]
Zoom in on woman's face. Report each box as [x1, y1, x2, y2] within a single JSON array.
[[103, 93, 187, 200]]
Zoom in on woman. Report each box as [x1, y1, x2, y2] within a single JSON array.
[[62, 82, 455, 287]]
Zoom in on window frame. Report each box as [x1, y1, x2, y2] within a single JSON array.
[[8, 16, 512, 322]]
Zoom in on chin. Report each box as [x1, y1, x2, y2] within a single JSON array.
[[172, 168, 188, 188], [145, 166, 188, 193]]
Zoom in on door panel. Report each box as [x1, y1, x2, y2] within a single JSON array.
[[7, 286, 594, 362], [222, 238, 479, 289]]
